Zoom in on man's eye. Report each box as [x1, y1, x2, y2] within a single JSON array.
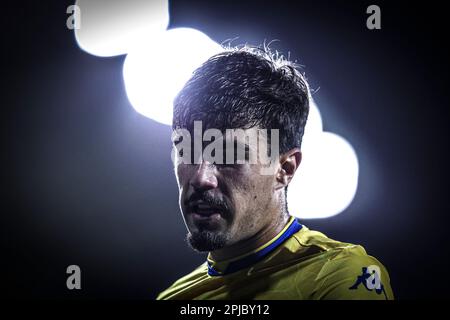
[[217, 163, 241, 170]]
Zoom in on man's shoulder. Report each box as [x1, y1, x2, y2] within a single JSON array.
[[276, 224, 371, 269], [312, 246, 394, 300], [156, 262, 208, 300], [292, 224, 362, 252], [287, 226, 394, 300]]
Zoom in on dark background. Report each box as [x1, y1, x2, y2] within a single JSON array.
[[2, 0, 449, 299]]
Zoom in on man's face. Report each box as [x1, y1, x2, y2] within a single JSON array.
[[173, 127, 279, 252]]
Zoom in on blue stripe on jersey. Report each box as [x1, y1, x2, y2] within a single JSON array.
[[207, 218, 303, 276]]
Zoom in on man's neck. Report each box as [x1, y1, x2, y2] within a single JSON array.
[[210, 213, 291, 261]]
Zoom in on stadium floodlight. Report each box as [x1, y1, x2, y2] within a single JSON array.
[[74, 0, 359, 218]]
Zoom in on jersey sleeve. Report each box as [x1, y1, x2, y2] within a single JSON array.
[[312, 246, 394, 300]]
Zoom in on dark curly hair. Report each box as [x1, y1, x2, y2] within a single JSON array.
[[172, 45, 310, 155]]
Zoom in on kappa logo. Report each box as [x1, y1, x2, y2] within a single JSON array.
[[349, 265, 387, 298]]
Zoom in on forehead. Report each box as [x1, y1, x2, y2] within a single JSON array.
[[225, 127, 261, 150]]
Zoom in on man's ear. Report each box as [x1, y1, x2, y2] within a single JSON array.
[[275, 148, 302, 190]]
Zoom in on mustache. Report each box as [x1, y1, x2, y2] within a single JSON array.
[[185, 191, 232, 213]]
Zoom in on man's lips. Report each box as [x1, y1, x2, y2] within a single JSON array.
[[190, 212, 222, 223], [187, 201, 225, 217]]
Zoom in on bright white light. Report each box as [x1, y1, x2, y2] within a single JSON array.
[[75, 0, 169, 57], [72, 0, 360, 218], [287, 99, 359, 218], [123, 28, 222, 125]]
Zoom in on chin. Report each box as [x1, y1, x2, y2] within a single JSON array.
[[187, 230, 229, 252]]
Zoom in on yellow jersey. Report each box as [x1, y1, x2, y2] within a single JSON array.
[[157, 216, 394, 300]]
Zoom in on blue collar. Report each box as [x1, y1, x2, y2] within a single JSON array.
[[207, 218, 303, 276]]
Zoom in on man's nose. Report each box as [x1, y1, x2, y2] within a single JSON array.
[[190, 161, 218, 191]]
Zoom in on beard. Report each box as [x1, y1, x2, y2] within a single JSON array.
[[186, 230, 229, 252]]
